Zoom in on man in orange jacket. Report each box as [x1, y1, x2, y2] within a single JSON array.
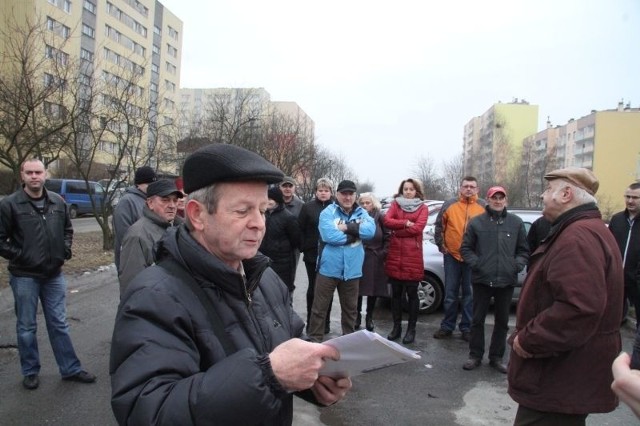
[[433, 176, 485, 341]]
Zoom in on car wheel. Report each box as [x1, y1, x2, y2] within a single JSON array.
[[417, 274, 443, 314], [69, 205, 78, 219]]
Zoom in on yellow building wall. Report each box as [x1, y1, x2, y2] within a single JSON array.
[[593, 111, 640, 214]]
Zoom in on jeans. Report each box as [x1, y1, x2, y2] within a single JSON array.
[[440, 254, 473, 332], [469, 283, 514, 361], [308, 274, 359, 342], [10, 273, 82, 377]]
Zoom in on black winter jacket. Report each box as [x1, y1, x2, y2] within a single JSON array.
[[110, 225, 308, 425], [0, 187, 72, 279], [260, 204, 301, 291], [298, 197, 333, 263], [460, 206, 529, 287], [608, 210, 640, 288]]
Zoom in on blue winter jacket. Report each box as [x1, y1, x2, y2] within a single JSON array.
[[317, 202, 375, 281]]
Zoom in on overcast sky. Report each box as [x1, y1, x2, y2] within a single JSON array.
[[159, 0, 640, 196]]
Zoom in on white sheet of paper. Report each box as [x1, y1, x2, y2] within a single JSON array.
[[318, 330, 421, 378]]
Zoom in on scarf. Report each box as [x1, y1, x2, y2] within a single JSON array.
[[395, 196, 423, 213]]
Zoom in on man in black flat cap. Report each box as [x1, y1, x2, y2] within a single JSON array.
[[117, 179, 184, 294], [110, 144, 351, 426]]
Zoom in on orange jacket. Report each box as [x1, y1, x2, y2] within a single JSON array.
[[434, 194, 485, 261]]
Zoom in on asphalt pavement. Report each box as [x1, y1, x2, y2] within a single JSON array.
[[0, 260, 637, 425]]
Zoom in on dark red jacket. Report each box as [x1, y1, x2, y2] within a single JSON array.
[[383, 201, 427, 281], [508, 206, 623, 414]]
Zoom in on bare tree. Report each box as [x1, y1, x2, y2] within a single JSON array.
[[413, 156, 446, 200], [441, 153, 464, 198], [0, 14, 75, 190]]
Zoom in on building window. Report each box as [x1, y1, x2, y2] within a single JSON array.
[[47, 16, 70, 38], [152, 44, 160, 55], [82, 23, 95, 38], [80, 48, 93, 61], [167, 44, 178, 58], [83, 0, 96, 14], [154, 25, 161, 35], [166, 62, 176, 75], [151, 63, 159, 74], [168, 26, 179, 41]]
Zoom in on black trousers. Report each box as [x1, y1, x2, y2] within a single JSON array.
[[514, 404, 587, 426], [469, 283, 514, 361]]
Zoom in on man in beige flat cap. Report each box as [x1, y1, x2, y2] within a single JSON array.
[[507, 167, 624, 425]]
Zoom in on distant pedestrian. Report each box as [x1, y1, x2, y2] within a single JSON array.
[[280, 176, 304, 218], [460, 186, 529, 374], [384, 178, 428, 345], [433, 176, 485, 342], [609, 182, 640, 326], [308, 180, 375, 342], [118, 179, 184, 294], [112, 166, 157, 270], [298, 177, 334, 332], [508, 168, 623, 425], [526, 215, 551, 255], [355, 192, 389, 332], [259, 186, 301, 292], [0, 159, 96, 390]]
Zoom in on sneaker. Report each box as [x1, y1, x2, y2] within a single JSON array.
[[63, 370, 96, 383], [433, 329, 453, 339], [461, 331, 471, 342], [489, 359, 508, 374], [23, 374, 39, 390], [462, 358, 481, 370]]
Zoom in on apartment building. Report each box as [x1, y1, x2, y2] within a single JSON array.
[[555, 102, 640, 214], [0, 0, 183, 180], [463, 99, 539, 187]]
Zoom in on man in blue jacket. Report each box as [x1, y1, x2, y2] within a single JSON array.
[[308, 180, 375, 342]]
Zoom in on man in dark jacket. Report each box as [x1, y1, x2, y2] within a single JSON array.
[[508, 167, 623, 425], [0, 159, 96, 390], [298, 177, 334, 330], [609, 182, 640, 326], [110, 144, 351, 425], [460, 186, 529, 374], [118, 179, 183, 294], [112, 165, 156, 271]]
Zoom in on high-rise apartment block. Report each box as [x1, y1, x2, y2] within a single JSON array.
[[0, 0, 183, 178], [463, 99, 539, 185]]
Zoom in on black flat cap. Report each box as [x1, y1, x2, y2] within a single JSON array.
[[183, 144, 284, 193]]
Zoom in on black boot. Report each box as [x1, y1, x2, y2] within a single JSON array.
[[387, 297, 402, 340], [365, 314, 374, 332], [402, 323, 416, 344], [403, 291, 419, 344], [355, 313, 362, 330]]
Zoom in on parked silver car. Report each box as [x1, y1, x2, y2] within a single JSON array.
[[417, 208, 542, 314]]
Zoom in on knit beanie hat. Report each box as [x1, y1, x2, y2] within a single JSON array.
[[134, 166, 157, 185], [268, 186, 285, 205]]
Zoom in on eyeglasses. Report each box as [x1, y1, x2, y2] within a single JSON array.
[[490, 195, 505, 201], [280, 183, 294, 188], [625, 195, 640, 200]]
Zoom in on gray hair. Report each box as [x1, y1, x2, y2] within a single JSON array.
[[184, 184, 221, 230], [358, 192, 381, 211], [554, 181, 597, 205], [316, 177, 334, 191]]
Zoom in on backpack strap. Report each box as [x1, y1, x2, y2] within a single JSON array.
[[159, 259, 236, 356]]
